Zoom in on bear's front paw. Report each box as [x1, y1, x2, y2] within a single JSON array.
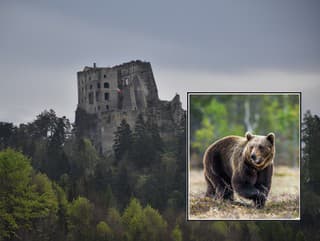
[[255, 191, 267, 209], [259, 184, 268, 193]]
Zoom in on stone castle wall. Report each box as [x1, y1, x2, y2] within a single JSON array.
[[76, 60, 185, 154]]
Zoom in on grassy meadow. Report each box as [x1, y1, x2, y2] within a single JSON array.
[[188, 166, 300, 220]]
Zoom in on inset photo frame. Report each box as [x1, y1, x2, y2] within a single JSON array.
[[187, 92, 301, 220]]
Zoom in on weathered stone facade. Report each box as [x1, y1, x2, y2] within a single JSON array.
[[75, 60, 185, 154]]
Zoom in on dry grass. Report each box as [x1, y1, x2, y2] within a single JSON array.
[[188, 166, 300, 220]]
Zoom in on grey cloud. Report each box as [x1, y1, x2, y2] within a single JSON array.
[[1, 1, 319, 71], [0, 1, 319, 124]]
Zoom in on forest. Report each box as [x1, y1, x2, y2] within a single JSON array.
[[0, 105, 319, 241], [189, 94, 300, 167]]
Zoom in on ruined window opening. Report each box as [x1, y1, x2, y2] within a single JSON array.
[[98, 106, 100, 110], [97, 83, 101, 89], [106, 105, 109, 110], [96, 92, 100, 102], [104, 92, 109, 100], [104, 82, 109, 88], [88, 92, 94, 104], [104, 74, 107, 78], [90, 85, 93, 89]]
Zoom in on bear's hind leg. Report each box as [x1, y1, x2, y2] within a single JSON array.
[[204, 174, 216, 197], [212, 175, 234, 200]]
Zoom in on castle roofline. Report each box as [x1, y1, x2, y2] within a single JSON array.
[[80, 60, 150, 72], [112, 60, 150, 68]]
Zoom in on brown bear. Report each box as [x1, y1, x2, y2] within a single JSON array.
[[203, 132, 275, 208]]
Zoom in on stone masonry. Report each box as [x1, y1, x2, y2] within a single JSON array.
[[75, 60, 185, 154]]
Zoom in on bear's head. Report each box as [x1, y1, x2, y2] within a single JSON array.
[[244, 132, 275, 170]]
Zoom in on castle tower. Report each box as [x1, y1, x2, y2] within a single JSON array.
[[77, 60, 159, 115], [76, 60, 185, 154]]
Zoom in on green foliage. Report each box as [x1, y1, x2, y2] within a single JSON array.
[[27, 173, 59, 241], [0, 149, 60, 240], [211, 221, 228, 237], [96, 221, 113, 241], [0, 110, 71, 181], [122, 198, 144, 241], [193, 98, 230, 153], [31, 173, 58, 217], [76, 138, 99, 178], [190, 96, 245, 165], [0, 149, 33, 239], [171, 224, 183, 241], [65, 138, 100, 196], [122, 198, 167, 241], [141, 205, 167, 241], [2, 107, 320, 241], [52, 182, 69, 238], [107, 208, 124, 241], [192, 117, 214, 154], [68, 196, 94, 241], [190, 95, 299, 166]]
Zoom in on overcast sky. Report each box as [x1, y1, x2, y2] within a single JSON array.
[[0, 0, 319, 124]]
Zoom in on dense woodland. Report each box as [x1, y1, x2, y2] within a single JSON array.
[[0, 108, 319, 241], [190, 95, 300, 167]]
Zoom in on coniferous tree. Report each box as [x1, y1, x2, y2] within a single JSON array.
[[301, 111, 320, 240], [302, 111, 320, 192], [131, 114, 164, 168], [46, 116, 71, 180], [146, 118, 163, 162], [131, 114, 149, 167], [0, 122, 14, 149], [113, 119, 132, 161]]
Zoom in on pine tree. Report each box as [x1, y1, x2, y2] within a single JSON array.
[[302, 111, 320, 193], [0, 122, 14, 149], [46, 116, 71, 180], [131, 114, 164, 168], [146, 118, 163, 153], [113, 119, 132, 161], [131, 114, 149, 167]]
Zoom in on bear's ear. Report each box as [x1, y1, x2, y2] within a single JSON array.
[[267, 132, 275, 145], [246, 132, 253, 141]]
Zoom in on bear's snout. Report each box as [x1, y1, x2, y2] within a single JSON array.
[[251, 153, 257, 161], [250, 153, 263, 164]]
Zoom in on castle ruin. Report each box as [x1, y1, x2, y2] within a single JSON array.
[[75, 60, 185, 154]]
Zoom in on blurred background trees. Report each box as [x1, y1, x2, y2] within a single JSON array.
[[190, 94, 300, 167]]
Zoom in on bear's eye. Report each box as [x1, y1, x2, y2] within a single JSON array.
[[258, 145, 264, 150]]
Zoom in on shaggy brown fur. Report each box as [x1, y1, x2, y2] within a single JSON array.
[[203, 132, 275, 208]]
